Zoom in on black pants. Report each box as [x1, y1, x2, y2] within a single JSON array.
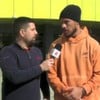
[[40, 72, 50, 99]]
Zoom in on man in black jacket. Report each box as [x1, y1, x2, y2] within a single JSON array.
[[0, 17, 54, 100]]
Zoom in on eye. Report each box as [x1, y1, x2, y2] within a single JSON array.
[[60, 19, 70, 25]]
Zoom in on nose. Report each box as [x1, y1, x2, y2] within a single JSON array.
[[61, 23, 67, 28]]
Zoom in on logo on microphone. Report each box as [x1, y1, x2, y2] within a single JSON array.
[[50, 44, 61, 59], [50, 48, 61, 58], [54, 51, 59, 56]]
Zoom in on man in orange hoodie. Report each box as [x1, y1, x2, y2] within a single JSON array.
[[47, 4, 100, 100]]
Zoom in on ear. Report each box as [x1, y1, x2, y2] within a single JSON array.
[[19, 29, 25, 37]]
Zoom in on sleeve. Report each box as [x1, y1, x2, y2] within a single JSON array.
[[47, 43, 67, 94], [82, 43, 100, 95], [0, 47, 42, 84]]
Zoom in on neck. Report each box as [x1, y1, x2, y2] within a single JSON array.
[[72, 26, 82, 38], [16, 38, 29, 50]]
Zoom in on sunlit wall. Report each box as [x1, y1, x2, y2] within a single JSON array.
[[0, 0, 100, 21]]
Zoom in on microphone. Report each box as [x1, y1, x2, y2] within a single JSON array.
[[50, 44, 62, 58]]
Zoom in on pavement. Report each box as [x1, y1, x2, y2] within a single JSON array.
[[41, 86, 54, 100]]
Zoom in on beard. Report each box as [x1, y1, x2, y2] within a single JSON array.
[[24, 39, 35, 47], [25, 35, 38, 47], [28, 40, 36, 47], [63, 28, 77, 38]]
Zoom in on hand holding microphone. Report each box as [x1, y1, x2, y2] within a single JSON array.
[[40, 44, 62, 72], [40, 58, 54, 71]]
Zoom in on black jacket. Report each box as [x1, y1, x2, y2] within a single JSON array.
[[0, 43, 43, 100]]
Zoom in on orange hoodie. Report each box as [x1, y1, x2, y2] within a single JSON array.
[[47, 27, 100, 100]]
